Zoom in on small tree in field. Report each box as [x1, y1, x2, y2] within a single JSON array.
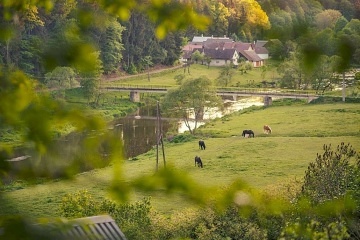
[[79, 51, 103, 104], [284, 143, 360, 239], [301, 142, 359, 204], [45, 67, 77, 99], [191, 50, 203, 64], [161, 76, 222, 134], [216, 63, 235, 87]]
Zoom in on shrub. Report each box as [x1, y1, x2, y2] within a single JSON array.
[[59, 191, 154, 240], [301, 143, 359, 204], [59, 190, 99, 218], [103, 198, 153, 240], [281, 220, 350, 239], [294, 143, 360, 238], [193, 206, 267, 240], [169, 133, 196, 143]]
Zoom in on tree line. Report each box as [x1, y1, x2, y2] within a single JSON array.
[[1, 0, 359, 102]]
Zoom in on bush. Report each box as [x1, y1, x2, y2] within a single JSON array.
[[310, 96, 360, 104], [59, 190, 99, 218], [295, 142, 360, 238], [193, 206, 267, 240], [59, 191, 154, 240], [301, 143, 359, 204], [102, 198, 153, 240], [169, 133, 196, 143]]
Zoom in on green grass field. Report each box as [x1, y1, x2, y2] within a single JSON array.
[[1, 101, 359, 217], [103, 63, 280, 88], [102, 63, 360, 98]]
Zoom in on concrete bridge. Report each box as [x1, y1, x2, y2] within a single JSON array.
[[103, 85, 319, 106]]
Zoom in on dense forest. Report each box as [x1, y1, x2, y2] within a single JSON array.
[[1, 0, 360, 83]]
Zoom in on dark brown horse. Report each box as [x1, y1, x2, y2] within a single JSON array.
[[199, 140, 206, 150], [195, 156, 203, 168], [242, 130, 255, 138]]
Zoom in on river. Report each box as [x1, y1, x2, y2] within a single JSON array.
[[7, 97, 263, 180], [116, 97, 264, 158]]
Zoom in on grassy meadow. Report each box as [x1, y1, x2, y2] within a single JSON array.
[[103, 62, 360, 98], [103, 62, 281, 88], [1, 100, 360, 218]]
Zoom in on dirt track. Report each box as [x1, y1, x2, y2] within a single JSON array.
[[101, 64, 183, 82]]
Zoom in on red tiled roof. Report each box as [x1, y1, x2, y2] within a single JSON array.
[[242, 50, 263, 61], [203, 48, 237, 60], [182, 44, 202, 51]]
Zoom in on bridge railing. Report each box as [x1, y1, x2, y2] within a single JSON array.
[[102, 84, 320, 97], [216, 87, 319, 96], [102, 83, 175, 90]]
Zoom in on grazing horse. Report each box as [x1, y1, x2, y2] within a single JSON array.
[[242, 130, 255, 138], [199, 140, 206, 150], [263, 125, 272, 134], [195, 156, 203, 168]]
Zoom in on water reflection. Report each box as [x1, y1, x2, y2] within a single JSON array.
[[177, 97, 264, 133], [7, 97, 264, 179], [113, 117, 172, 159], [111, 97, 264, 157]]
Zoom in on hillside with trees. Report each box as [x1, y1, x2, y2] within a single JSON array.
[[2, 0, 360, 80], [1, 0, 360, 239]]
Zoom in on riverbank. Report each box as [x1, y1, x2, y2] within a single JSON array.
[[1, 100, 360, 217]]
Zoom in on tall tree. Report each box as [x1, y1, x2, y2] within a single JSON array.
[[79, 51, 103, 104], [122, 11, 164, 73], [277, 51, 305, 89], [161, 76, 222, 134], [216, 63, 235, 87], [45, 66, 77, 99], [301, 143, 359, 204], [313, 28, 337, 56], [334, 16, 349, 33], [100, 19, 125, 74], [18, 35, 43, 77], [160, 32, 183, 65], [207, 1, 230, 36], [141, 55, 153, 81], [191, 50, 203, 64], [315, 9, 342, 30], [221, 0, 270, 40], [308, 55, 335, 94], [266, 10, 294, 41]]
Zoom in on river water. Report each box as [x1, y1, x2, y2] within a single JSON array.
[[116, 97, 264, 158], [7, 97, 263, 180]]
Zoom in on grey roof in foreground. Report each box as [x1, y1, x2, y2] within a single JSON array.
[[59, 215, 127, 240]]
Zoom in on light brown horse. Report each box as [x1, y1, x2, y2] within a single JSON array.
[[263, 125, 272, 134]]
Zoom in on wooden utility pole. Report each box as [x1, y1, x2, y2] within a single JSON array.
[[155, 101, 166, 171], [342, 72, 346, 102]]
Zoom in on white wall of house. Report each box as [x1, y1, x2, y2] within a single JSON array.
[[209, 52, 239, 67], [179, 57, 187, 63], [210, 59, 228, 66], [257, 54, 269, 60], [210, 58, 239, 67], [233, 52, 239, 65], [250, 60, 264, 67]]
